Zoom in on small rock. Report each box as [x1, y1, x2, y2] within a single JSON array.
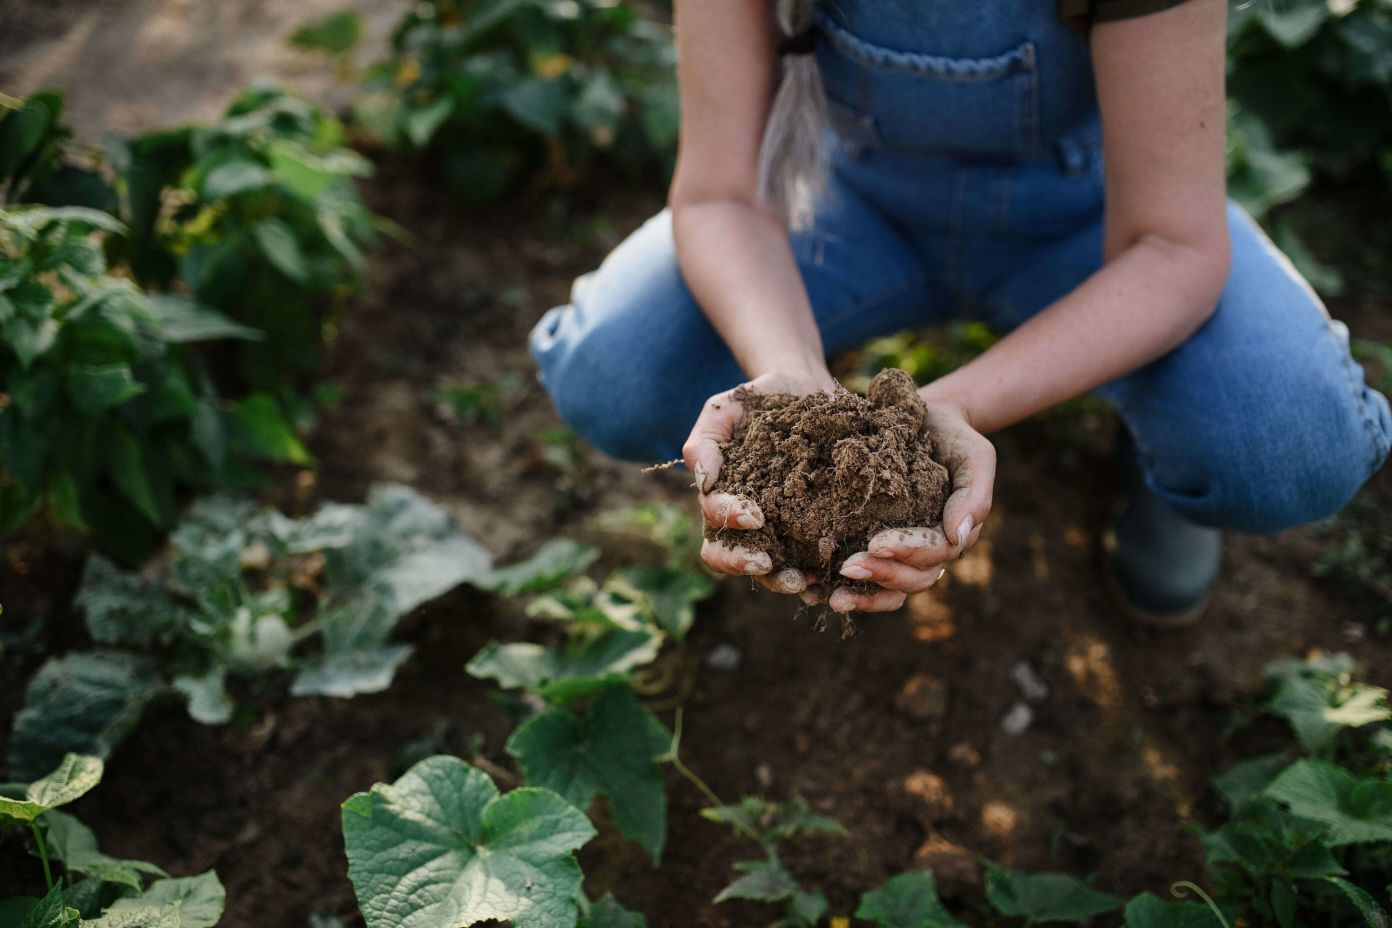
[[1009, 661, 1049, 702], [980, 800, 1019, 837], [947, 742, 981, 767], [895, 672, 949, 721], [912, 834, 980, 899], [755, 762, 774, 790], [901, 770, 955, 823], [1000, 701, 1033, 736], [706, 643, 742, 672], [1343, 622, 1366, 644]]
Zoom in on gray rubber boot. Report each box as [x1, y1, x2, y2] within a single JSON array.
[[1103, 435, 1222, 627]]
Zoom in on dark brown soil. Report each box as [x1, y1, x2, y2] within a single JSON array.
[[708, 369, 948, 598]]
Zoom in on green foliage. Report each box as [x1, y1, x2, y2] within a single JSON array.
[[856, 872, 966, 928], [341, 756, 596, 928], [1314, 485, 1392, 633], [289, 12, 364, 56], [984, 867, 1125, 924], [483, 537, 600, 595], [108, 82, 376, 403], [8, 485, 491, 778], [0, 755, 226, 926], [0, 207, 265, 552], [355, 0, 678, 204], [1263, 654, 1390, 754], [0, 91, 113, 212]]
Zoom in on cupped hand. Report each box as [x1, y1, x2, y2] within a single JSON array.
[[683, 370, 834, 594], [820, 397, 995, 614]]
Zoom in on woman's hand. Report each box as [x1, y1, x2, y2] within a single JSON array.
[[821, 397, 996, 613], [683, 369, 836, 596]]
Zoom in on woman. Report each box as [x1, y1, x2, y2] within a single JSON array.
[[529, 0, 1392, 624]]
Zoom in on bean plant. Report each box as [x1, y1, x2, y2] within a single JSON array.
[[0, 753, 226, 927]]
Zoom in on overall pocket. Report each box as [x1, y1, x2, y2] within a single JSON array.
[[815, 12, 1043, 161]]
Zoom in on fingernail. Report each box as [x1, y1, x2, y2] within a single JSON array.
[[830, 591, 855, 613], [775, 569, 806, 593], [929, 566, 946, 585], [955, 515, 973, 547], [742, 556, 769, 575], [736, 513, 758, 529], [839, 564, 872, 580]]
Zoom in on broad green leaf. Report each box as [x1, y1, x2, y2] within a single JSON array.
[[142, 295, 261, 343], [370, 533, 493, 616], [15, 885, 78, 928], [466, 629, 662, 702], [1213, 752, 1291, 813], [1257, 4, 1327, 47], [250, 218, 310, 284], [67, 364, 145, 414], [1264, 759, 1392, 846], [102, 872, 225, 928], [110, 431, 163, 526], [291, 645, 414, 698], [604, 566, 711, 640], [582, 895, 647, 928], [1265, 657, 1390, 754], [856, 872, 967, 928], [341, 756, 596, 928], [507, 685, 670, 860], [83, 904, 181, 928], [9, 652, 162, 781], [790, 889, 829, 926], [41, 811, 167, 889], [1325, 877, 1389, 928], [200, 160, 271, 199], [288, 11, 363, 54], [0, 754, 102, 824], [985, 867, 1124, 923], [1, 207, 125, 237], [1121, 892, 1224, 928], [172, 669, 234, 725], [229, 392, 313, 464], [402, 98, 455, 148], [484, 539, 600, 596], [500, 77, 570, 136], [3, 315, 59, 368], [714, 859, 798, 904], [267, 142, 371, 200]]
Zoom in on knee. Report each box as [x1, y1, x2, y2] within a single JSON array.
[[1154, 367, 1391, 533], [529, 303, 681, 462]]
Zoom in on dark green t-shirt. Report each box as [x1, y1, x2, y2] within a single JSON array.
[[1059, 0, 1193, 30]]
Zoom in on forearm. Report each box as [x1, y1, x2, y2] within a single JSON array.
[[671, 198, 834, 386], [920, 235, 1229, 434]]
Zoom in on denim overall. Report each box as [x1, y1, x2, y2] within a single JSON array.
[[529, 0, 1391, 533]]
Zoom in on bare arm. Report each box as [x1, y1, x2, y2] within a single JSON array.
[[919, 0, 1231, 433], [668, 0, 835, 388]]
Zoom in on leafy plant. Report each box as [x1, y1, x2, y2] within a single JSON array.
[[8, 484, 491, 780], [0, 92, 112, 212], [0, 206, 271, 554], [0, 753, 226, 926], [354, 0, 678, 204]]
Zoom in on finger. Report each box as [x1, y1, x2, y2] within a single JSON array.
[[839, 554, 946, 594], [755, 569, 808, 595], [701, 538, 772, 577], [939, 434, 996, 547], [699, 491, 764, 530], [864, 526, 954, 569], [828, 586, 907, 614], [682, 389, 745, 493]]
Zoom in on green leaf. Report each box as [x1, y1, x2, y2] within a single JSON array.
[[229, 392, 313, 464], [1121, 892, 1224, 928], [985, 866, 1124, 923], [1264, 656, 1390, 754], [500, 77, 571, 136], [102, 873, 225, 928], [1325, 877, 1390, 928], [66, 364, 145, 415], [16, 885, 78, 928], [142, 295, 261, 342], [8, 652, 162, 781], [341, 756, 596, 928], [3, 314, 59, 369], [484, 539, 600, 596], [1213, 753, 1292, 813], [507, 685, 670, 861], [402, 98, 455, 148], [200, 160, 271, 199], [702, 796, 845, 844], [83, 903, 181, 927], [0, 754, 102, 825], [1264, 759, 1392, 846], [267, 142, 371, 200], [250, 218, 310, 284], [290, 645, 414, 698], [856, 872, 967, 928], [582, 895, 647, 928], [77, 555, 190, 647], [110, 431, 163, 526], [172, 669, 234, 725], [466, 629, 662, 702], [714, 859, 798, 904], [1257, 4, 1327, 47], [288, 11, 363, 54], [604, 566, 711, 640], [41, 811, 167, 889]]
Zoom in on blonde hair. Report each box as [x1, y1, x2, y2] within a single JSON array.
[[757, 0, 830, 231]]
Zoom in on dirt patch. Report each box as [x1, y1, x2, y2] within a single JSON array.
[[708, 369, 948, 603]]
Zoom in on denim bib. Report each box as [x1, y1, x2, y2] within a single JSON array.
[[814, 0, 1099, 161]]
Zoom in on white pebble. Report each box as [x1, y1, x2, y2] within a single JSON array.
[[1009, 661, 1049, 703], [1001, 702, 1034, 736]]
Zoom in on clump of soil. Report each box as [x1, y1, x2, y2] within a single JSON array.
[[707, 369, 950, 617]]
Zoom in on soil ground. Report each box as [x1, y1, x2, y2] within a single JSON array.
[[2, 5, 1391, 927]]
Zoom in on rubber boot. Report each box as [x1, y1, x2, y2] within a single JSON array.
[[1103, 433, 1222, 627]]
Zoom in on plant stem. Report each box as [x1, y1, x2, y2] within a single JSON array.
[[30, 822, 54, 891], [667, 706, 760, 843], [1170, 881, 1232, 928]]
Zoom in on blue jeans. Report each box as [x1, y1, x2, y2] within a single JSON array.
[[528, 0, 1392, 534]]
